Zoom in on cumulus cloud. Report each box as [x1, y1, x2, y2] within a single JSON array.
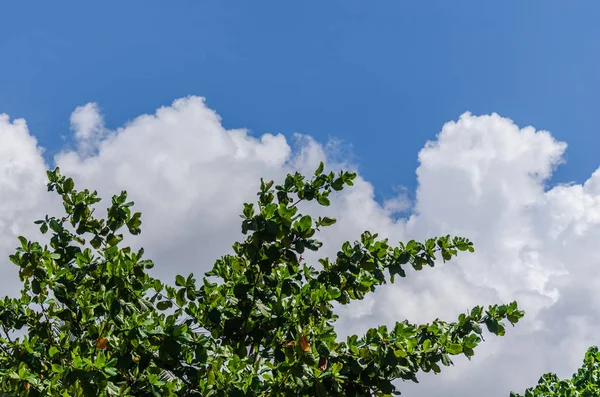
[[70, 102, 106, 155], [0, 98, 599, 396], [0, 114, 56, 296]]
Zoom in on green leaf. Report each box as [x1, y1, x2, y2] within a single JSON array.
[[446, 343, 463, 355], [49, 346, 58, 358], [327, 286, 341, 299], [31, 279, 41, 295], [207, 369, 215, 386], [17, 236, 28, 250], [49, 219, 61, 233], [317, 195, 330, 206], [157, 300, 173, 310], [64, 177, 74, 193], [90, 235, 103, 249], [318, 217, 336, 227], [315, 161, 325, 176], [297, 215, 312, 232], [422, 339, 432, 351], [331, 362, 343, 375], [175, 275, 186, 287]]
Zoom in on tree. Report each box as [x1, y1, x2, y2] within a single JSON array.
[[511, 346, 600, 397], [0, 164, 525, 396]]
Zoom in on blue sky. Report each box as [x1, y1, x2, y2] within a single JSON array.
[[2, 1, 599, 201]]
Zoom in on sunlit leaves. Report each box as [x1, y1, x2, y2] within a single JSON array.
[[0, 164, 526, 396]]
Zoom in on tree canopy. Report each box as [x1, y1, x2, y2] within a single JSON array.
[[511, 346, 600, 397], [0, 165, 525, 396]]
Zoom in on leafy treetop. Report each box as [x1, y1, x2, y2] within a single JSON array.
[[511, 346, 600, 397], [0, 164, 524, 396]]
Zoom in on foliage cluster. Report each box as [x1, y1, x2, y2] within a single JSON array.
[[512, 346, 600, 397], [0, 164, 527, 396]]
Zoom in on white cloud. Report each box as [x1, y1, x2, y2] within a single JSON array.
[[0, 98, 599, 396], [70, 102, 106, 155], [0, 114, 55, 296]]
